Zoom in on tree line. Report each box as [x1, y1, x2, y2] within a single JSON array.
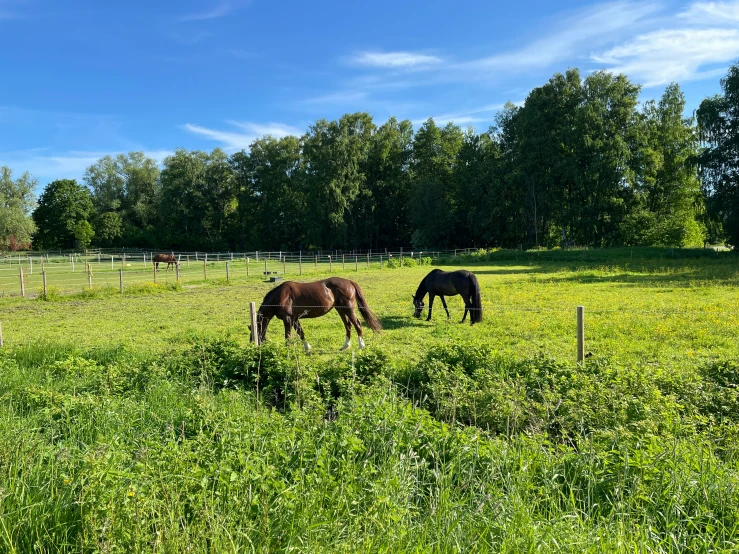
[[1, 63, 738, 252]]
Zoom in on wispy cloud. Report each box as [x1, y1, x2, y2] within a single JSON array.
[[593, 28, 739, 86], [411, 103, 508, 126], [0, 149, 172, 185], [179, 1, 248, 22], [350, 51, 443, 69], [183, 121, 302, 151], [679, 1, 739, 23], [304, 91, 369, 105]]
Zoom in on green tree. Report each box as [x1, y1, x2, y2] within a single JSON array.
[[73, 220, 95, 249], [95, 211, 123, 246], [365, 118, 414, 248], [697, 62, 739, 246], [303, 112, 375, 248], [0, 166, 37, 250], [410, 119, 463, 248], [231, 135, 306, 250], [158, 149, 236, 250], [32, 179, 94, 249], [84, 152, 160, 244], [624, 83, 704, 246]]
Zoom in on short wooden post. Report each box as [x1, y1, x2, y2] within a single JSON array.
[[264, 259, 268, 276], [355, 256, 358, 272], [153, 263, 157, 284], [119, 268, 123, 293], [283, 258, 286, 275], [122, 253, 126, 268], [176, 262, 181, 282], [380, 254, 383, 268], [72, 258, 75, 273], [111, 256, 114, 271], [314, 255, 317, 271], [225, 261, 229, 282], [203, 260, 207, 280], [187, 255, 190, 267], [98, 252, 101, 264], [246, 257, 250, 276], [329, 256, 332, 272], [299, 253, 302, 276], [577, 306, 585, 363], [42, 270, 47, 299], [342, 254, 345, 270], [249, 302, 259, 346], [87, 263, 92, 289], [400, 247, 403, 265], [143, 253, 146, 268], [19, 267, 25, 297], [30, 257, 33, 275]]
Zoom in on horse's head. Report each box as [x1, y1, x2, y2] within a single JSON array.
[[255, 307, 273, 343], [412, 294, 424, 318]]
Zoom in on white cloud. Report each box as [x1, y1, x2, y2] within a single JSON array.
[[593, 28, 739, 86], [0, 149, 172, 185], [679, 1, 739, 23], [461, 1, 661, 73], [351, 51, 443, 69], [179, 1, 248, 22], [411, 103, 508, 126], [183, 121, 302, 151]]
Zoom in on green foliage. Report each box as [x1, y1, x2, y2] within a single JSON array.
[[697, 62, 739, 246], [32, 179, 94, 249], [0, 166, 37, 250], [73, 219, 94, 249]]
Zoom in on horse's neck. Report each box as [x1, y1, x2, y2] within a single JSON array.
[[414, 281, 427, 300]]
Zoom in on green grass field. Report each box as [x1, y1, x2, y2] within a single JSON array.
[[1, 248, 739, 552]]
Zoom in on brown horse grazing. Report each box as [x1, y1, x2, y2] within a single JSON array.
[[412, 269, 483, 325], [153, 252, 176, 271], [256, 277, 382, 352]]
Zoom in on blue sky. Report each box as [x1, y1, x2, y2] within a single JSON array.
[[1, 0, 739, 185]]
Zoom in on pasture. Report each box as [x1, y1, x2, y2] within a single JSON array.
[[1, 248, 739, 552]]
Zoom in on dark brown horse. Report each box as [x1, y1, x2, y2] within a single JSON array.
[[412, 269, 483, 324], [153, 252, 176, 271], [256, 277, 382, 352]]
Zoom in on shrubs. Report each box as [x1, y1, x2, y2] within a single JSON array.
[[385, 255, 432, 269]]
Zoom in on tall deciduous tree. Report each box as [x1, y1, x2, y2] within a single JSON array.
[[303, 112, 375, 248], [32, 179, 94, 249], [697, 62, 739, 246], [84, 152, 160, 244], [410, 119, 463, 248], [0, 166, 37, 250]]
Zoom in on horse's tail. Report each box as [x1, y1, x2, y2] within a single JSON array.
[[469, 273, 483, 324], [352, 281, 382, 333]]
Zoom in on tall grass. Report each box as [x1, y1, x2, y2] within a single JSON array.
[[1, 340, 738, 552]]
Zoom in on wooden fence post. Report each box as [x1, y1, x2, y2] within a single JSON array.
[[246, 257, 249, 277], [87, 263, 92, 289], [264, 259, 268, 276], [154, 263, 157, 284], [225, 261, 229, 282], [355, 256, 358, 272], [250, 302, 260, 346], [577, 306, 585, 363], [19, 267, 25, 297], [203, 260, 207, 280], [329, 256, 332, 272], [176, 262, 181, 282], [111, 256, 114, 271], [283, 257, 286, 275], [342, 254, 345, 270], [119, 269, 123, 293], [380, 254, 383, 268], [314, 255, 317, 271], [42, 270, 47, 299], [299, 254, 302, 276], [30, 257, 33, 275]]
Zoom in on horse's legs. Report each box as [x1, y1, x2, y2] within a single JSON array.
[[293, 320, 311, 353], [461, 299, 469, 323], [282, 317, 292, 341], [336, 307, 353, 350], [440, 296, 450, 318], [426, 293, 436, 321], [347, 308, 365, 349]]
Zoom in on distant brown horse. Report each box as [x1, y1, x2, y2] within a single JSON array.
[[256, 277, 382, 352], [153, 252, 176, 271]]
